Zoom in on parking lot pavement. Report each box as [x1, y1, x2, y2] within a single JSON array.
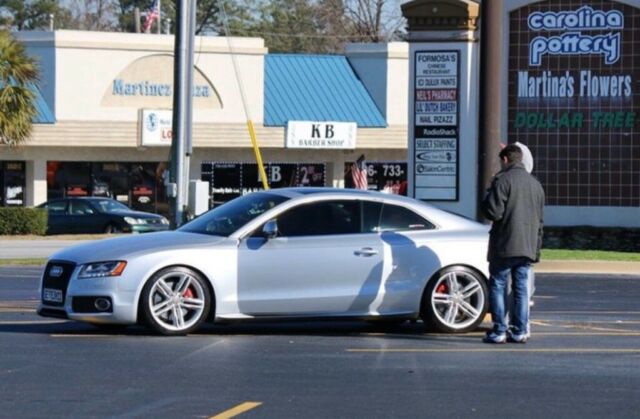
[[0, 268, 639, 418]]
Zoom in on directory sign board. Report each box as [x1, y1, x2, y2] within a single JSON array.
[[412, 51, 459, 201]]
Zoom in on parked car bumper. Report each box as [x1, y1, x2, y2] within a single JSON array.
[[130, 224, 170, 233]]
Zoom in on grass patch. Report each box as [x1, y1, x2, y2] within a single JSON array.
[[542, 249, 640, 262], [0, 234, 125, 240], [0, 258, 47, 266]]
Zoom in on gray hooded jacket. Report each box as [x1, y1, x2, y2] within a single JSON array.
[[481, 163, 545, 262]]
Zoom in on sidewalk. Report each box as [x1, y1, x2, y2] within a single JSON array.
[[536, 260, 640, 275]]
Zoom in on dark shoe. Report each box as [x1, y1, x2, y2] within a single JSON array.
[[483, 332, 507, 344]]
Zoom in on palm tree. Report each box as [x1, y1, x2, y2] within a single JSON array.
[[0, 30, 39, 146]]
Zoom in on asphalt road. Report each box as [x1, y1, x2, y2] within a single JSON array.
[[1, 267, 639, 419]]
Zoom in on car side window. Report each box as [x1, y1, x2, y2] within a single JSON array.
[[361, 201, 383, 233], [70, 201, 95, 215], [277, 200, 360, 237], [45, 200, 67, 214], [378, 203, 435, 231]]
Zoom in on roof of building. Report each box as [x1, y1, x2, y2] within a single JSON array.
[[264, 54, 386, 128]]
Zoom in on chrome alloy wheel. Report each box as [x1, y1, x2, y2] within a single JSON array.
[[430, 270, 485, 331], [148, 271, 207, 332]]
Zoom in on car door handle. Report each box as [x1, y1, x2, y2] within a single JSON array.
[[354, 247, 378, 257]]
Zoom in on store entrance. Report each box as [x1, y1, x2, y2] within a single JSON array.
[[47, 161, 169, 216], [0, 161, 26, 206]]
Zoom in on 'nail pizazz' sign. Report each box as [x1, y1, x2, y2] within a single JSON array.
[[508, 0, 640, 208]]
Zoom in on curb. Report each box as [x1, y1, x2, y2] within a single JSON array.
[[536, 260, 640, 275]]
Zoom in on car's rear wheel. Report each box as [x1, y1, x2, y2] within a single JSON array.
[[421, 266, 488, 333], [141, 267, 211, 336]]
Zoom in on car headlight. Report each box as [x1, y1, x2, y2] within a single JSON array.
[[124, 217, 147, 225], [78, 261, 127, 279]]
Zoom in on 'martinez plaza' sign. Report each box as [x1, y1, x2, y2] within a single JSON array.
[[508, 0, 640, 208]]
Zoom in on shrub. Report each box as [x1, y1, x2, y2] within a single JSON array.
[[0, 207, 47, 235]]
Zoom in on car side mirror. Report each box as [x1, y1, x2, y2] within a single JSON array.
[[262, 220, 278, 239]]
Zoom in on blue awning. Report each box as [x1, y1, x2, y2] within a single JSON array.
[[30, 83, 55, 123], [264, 54, 386, 127], [0, 82, 55, 124]]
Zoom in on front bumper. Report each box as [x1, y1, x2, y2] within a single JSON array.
[[130, 224, 170, 233], [38, 268, 139, 325]]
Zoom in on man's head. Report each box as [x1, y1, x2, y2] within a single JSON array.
[[499, 144, 523, 168]]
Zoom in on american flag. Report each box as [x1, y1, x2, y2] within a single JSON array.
[[351, 155, 368, 190], [142, 0, 160, 33]]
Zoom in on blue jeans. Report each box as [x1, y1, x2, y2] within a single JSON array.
[[489, 257, 531, 335]]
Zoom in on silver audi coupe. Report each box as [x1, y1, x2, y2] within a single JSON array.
[[38, 188, 490, 336]]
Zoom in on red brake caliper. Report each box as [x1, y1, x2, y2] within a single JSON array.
[[436, 283, 448, 294], [183, 288, 194, 298]]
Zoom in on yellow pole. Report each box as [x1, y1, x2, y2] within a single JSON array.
[[247, 120, 269, 190]]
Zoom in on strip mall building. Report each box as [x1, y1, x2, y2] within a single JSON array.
[[1, 0, 639, 227]]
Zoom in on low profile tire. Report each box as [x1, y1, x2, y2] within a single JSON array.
[[140, 267, 211, 336], [421, 266, 488, 333], [104, 223, 122, 234], [91, 323, 128, 332]]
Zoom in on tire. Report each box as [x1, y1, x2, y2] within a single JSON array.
[[91, 323, 128, 332], [421, 266, 488, 333], [104, 223, 122, 234], [140, 267, 212, 336]]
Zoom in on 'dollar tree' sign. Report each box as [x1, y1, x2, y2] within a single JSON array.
[[508, 0, 640, 207]]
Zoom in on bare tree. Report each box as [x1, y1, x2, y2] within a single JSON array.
[[62, 0, 118, 31], [344, 0, 405, 42]]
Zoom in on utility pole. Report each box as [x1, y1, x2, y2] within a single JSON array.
[[168, 0, 196, 228], [477, 0, 504, 220]]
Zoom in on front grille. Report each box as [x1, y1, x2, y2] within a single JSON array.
[[41, 261, 76, 307]]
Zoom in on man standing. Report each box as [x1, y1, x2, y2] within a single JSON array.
[[481, 144, 544, 344]]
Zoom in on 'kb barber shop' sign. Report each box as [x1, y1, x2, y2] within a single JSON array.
[[286, 121, 357, 149]]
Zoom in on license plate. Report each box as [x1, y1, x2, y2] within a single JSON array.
[[43, 288, 63, 303]]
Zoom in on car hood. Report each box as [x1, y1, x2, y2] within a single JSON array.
[[49, 231, 228, 264]]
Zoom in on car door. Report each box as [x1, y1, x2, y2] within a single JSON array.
[[236, 199, 384, 316], [42, 199, 70, 234], [68, 200, 101, 233]]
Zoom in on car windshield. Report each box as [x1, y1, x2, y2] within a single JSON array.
[[179, 192, 289, 236], [93, 199, 131, 213]]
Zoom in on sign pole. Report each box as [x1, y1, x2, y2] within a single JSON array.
[[169, 0, 196, 228], [478, 0, 504, 220]]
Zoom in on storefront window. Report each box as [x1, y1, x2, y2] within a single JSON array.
[[201, 162, 326, 208], [1, 161, 26, 206], [47, 161, 168, 215], [344, 161, 408, 195]]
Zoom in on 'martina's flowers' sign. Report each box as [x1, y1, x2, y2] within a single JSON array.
[[508, 0, 640, 208]]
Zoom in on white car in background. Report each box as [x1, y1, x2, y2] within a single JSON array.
[[38, 188, 490, 336]]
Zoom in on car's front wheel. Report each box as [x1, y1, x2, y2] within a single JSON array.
[[140, 267, 211, 336], [421, 266, 488, 333]]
